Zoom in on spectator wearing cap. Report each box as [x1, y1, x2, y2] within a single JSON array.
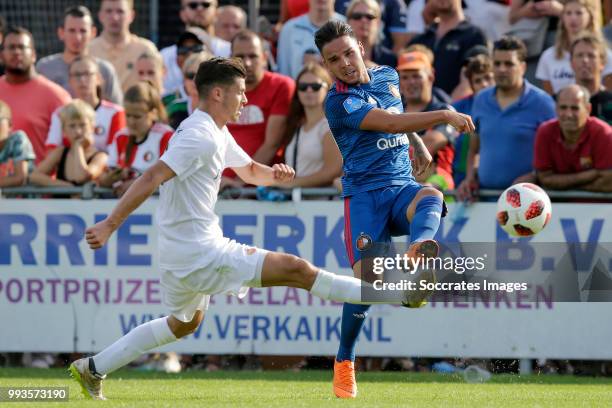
[[0, 27, 71, 164], [404, 44, 452, 103], [223, 30, 295, 189], [160, 0, 231, 94], [277, 0, 345, 78], [398, 50, 458, 190], [452, 53, 494, 185], [457, 37, 556, 201], [89, 0, 161, 92], [408, 0, 487, 97], [36, 5, 123, 105], [161, 30, 208, 104], [346, 0, 397, 68], [336, 0, 411, 53], [570, 34, 612, 124], [534, 84, 612, 192], [215, 6, 247, 42]]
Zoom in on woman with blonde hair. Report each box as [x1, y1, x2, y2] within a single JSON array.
[[280, 62, 342, 188], [536, 0, 612, 94]]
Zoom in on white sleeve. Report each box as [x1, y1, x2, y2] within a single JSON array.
[[160, 129, 212, 180], [224, 128, 252, 168], [45, 109, 63, 147], [406, 0, 425, 34], [107, 139, 119, 167], [535, 48, 552, 81]]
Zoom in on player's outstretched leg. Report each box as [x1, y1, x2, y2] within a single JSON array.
[[404, 188, 444, 308], [69, 311, 204, 400]]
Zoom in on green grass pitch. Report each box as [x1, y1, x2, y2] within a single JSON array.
[[1, 368, 612, 407]]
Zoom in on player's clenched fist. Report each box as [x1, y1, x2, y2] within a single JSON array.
[[447, 112, 475, 134], [272, 163, 295, 183], [85, 220, 114, 249]]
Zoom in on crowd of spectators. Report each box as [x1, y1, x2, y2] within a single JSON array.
[[0, 0, 611, 373], [1, 0, 610, 200]]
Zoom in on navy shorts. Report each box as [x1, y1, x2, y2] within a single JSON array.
[[343, 181, 423, 266]]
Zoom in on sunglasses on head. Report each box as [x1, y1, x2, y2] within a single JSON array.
[[298, 82, 325, 92], [186, 1, 212, 10], [348, 12, 377, 21], [177, 44, 205, 55]]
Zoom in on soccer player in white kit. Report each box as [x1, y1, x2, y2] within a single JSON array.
[[69, 58, 413, 400]]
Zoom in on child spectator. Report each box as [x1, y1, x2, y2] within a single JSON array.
[[135, 52, 166, 97], [46, 56, 126, 153], [0, 101, 35, 187], [281, 63, 342, 188], [31, 100, 107, 187], [536, 0, 612, 95], [99, 82, 173, 196]]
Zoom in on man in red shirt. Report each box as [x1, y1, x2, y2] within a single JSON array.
[[223, 29, 295, 188], [0, 27, 71, 163], [534, 84, 612, 192]]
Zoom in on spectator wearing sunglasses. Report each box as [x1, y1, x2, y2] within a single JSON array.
[[281, 63, 342, 189], [277, 0, 345, 78], [160, 0, 230, 91], [222, 30, 295, 189], [89, 0, 161, 92], [161, 30, 209, 104], [336, 0, 410, 54], [346, 0, 397, 68], [167, 52, 213, 129]]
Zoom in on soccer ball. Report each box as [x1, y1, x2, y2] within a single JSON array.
[[496, 183, 552, 237]]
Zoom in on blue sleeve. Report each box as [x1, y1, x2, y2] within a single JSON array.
[[276, 23, 292, 76], [384, 0, 408, 33], [325, 92, 375, 130]]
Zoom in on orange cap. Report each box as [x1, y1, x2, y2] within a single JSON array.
[[396, 51, 432, 71]]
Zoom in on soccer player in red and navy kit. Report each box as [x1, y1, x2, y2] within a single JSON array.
[[314, 21, 475, 399]]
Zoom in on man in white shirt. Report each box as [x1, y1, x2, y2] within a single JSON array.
[[69, 58, 414, 400]]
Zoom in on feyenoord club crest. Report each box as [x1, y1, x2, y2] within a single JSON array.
[[389, 84, 401, 99], [95, 125, 105, 135], [143, 151, 154, 162], [356, 233, 372, 251]]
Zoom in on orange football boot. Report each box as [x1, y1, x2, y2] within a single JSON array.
[[333, 360, 357, 398]]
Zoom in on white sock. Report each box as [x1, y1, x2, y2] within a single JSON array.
[[309, 269, 404, 304], [92, 317, 177, 376]]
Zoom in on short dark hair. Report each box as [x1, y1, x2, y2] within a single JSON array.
[[314, 20, 355, 53], [493, 36, 527, 62], [231, 29, 263, 52], [465, 54, 493, 82], [570, 33, 607, 65], [63, 5, 93, 23], [195, 57, 246, 98], [4, 26, 35, 50]]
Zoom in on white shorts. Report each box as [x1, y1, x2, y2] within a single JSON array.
[[160, 241, 268, 322]]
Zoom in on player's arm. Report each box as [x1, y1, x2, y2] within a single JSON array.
[[536, 169, 599, 190], [85, 160, 176, 249], [360, 108, 475, 134], [456, 132, 480, 202], [232, 161, 295, 187], [252, 114, 288, 165], [407, 132, 433, 177]]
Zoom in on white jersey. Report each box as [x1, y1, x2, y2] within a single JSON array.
[[157, 109, 251, 277], [45, 100, 125, 153], [107, 122, 174, 173]]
